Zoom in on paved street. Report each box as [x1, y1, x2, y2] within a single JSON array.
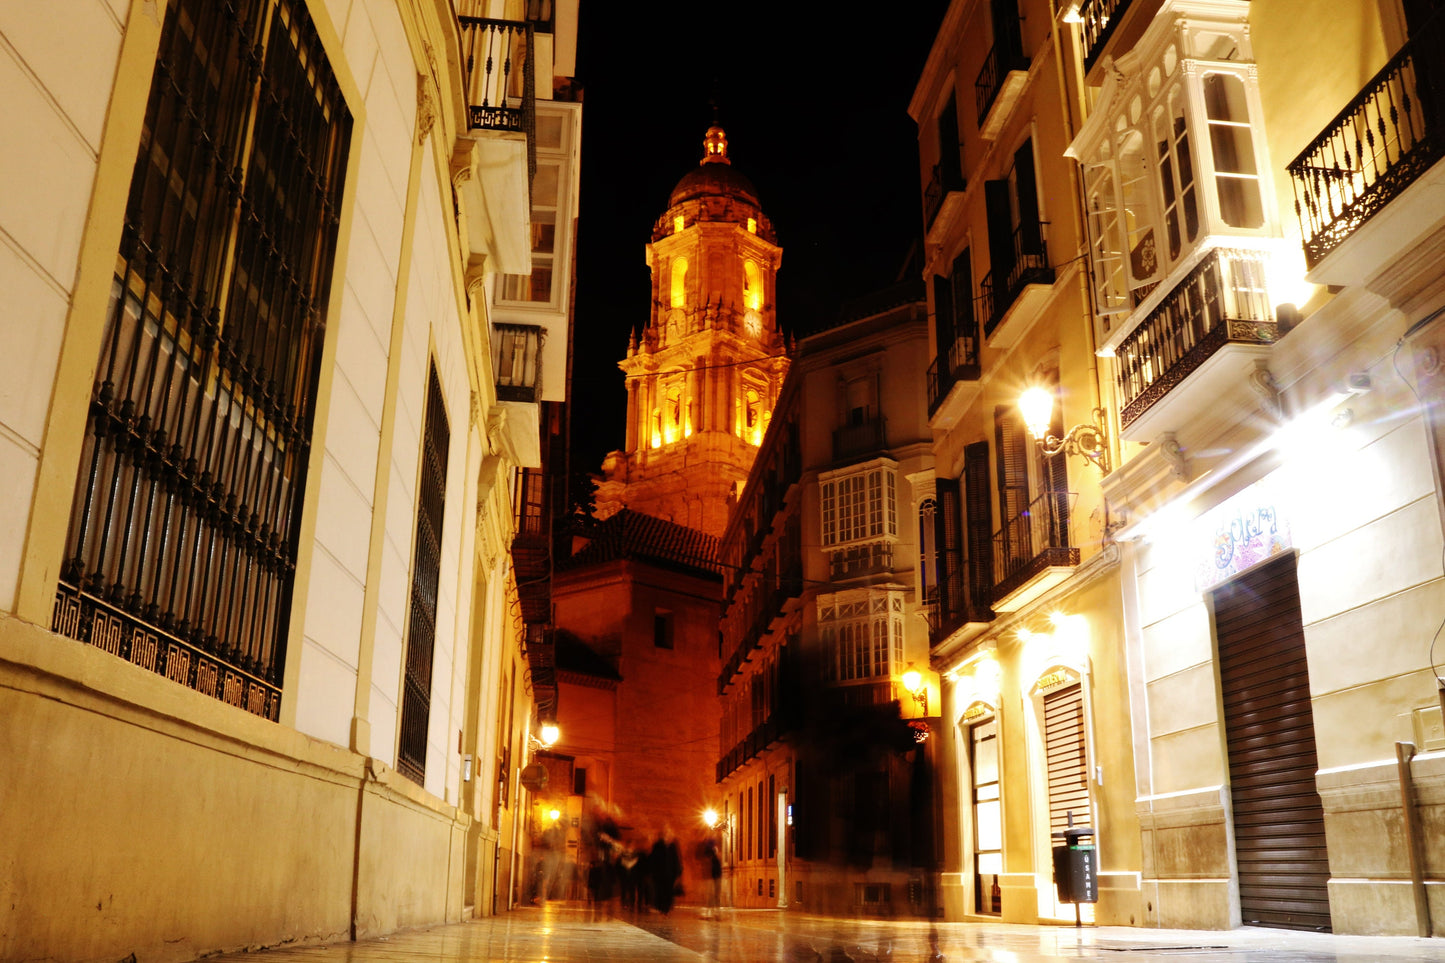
[[205, 903, 1445, 962]]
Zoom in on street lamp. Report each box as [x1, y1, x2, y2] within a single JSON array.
[[703, 808, 719, 829], [901, 664, 929, 717], [1018, 386, 1111, 473], [539, 722, 560, 747]]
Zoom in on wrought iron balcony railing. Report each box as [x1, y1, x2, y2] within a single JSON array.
[[924, 163, 966, 231], [992, 490, 1078, 602], [1116, 248, 1275, 429], [976, 24, 1029, 123], [832, 417, 887, 461], [459, 17, 536, 180], [1079, 0, 1135, 71], [1287, 14, 1445, 268], [982, 221, 1054, 338], [926, 332, 982, 416], [492, 322, 544, 403]]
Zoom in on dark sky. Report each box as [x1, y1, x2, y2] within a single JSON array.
[[568, 5, 949, 473]]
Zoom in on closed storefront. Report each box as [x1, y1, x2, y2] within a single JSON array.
[[1211, 553, 1331, 931]]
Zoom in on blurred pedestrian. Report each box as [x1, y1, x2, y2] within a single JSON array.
[[699, 832, 722, 918], [649, 825, 682, 915]]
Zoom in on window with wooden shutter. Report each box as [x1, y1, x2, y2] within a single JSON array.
[[935, 479, 965, 627], [1040, 382, 1071, 547], [1043, 683, 1091, 837], [1013, 140, 1043, 257], [963, 441, 995, 615], [994, 407, 1031, 538]]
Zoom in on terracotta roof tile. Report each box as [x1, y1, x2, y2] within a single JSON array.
[[562, 509, 722, 578]]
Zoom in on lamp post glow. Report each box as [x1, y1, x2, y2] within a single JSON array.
[[1019, 386, 1056, 441], [703, 808, 719, 829], [540, 723, 560, 747], [900, 665, 929, 717], [1016, 387, 1111, 473]]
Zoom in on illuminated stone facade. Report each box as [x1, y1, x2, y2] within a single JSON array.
[[596, 127, 790, 538]]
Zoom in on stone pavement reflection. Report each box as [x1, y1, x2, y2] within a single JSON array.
[[203, 903, 1445, 962]]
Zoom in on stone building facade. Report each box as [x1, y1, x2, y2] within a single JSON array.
[[0, 0, 580, 957]]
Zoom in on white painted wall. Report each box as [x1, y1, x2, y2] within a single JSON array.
[[293, 0, 418, 749], [0, 1, 124, 612]]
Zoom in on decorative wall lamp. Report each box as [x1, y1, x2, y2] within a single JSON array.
[[539, 722, 560, 747], [901, 665, 929, 717], [1018, 387, 1111, 473]]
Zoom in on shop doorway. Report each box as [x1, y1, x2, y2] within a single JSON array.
[[1212, 553, 1331, 931], [969, 717, 1002, 914]]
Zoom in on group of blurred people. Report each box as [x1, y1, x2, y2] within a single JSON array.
[[533, 797, 724, 918]]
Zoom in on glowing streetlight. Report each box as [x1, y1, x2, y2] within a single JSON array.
[[547, 808, 561, 823], [1017, 386, 1110, 473], [702, 808, 719, 829], [540, 723, 560, 746]]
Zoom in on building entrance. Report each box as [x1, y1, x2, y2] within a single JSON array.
[[1212, 553, 1331, 931]]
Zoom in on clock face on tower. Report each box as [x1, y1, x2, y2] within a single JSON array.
[[744, 310, 762, 337]]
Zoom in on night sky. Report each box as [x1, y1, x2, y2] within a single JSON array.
[[568, 5, 949, 474]]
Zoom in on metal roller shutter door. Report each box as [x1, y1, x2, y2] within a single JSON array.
[[1213, 553, 1332, 931]]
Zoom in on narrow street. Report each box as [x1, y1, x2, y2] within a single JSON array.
[[203, 904, 1443, 962]]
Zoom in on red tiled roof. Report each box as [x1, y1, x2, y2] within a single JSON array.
[[562, 509, 722, 578]]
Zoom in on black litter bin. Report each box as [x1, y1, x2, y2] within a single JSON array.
[[1051, 825, 1097, 904]]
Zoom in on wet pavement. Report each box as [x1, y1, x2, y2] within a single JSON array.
[[204, 903, 1445, 962]]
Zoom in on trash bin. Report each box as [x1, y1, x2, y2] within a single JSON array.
[[1051, 825, 1098, 904]]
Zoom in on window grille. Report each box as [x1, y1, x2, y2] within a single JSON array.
[[53, 0, 350, 720], [398, 364, 452, 783]]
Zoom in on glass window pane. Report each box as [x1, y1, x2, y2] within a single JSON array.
[[535, 112, 564, 149], [532, 163, 560, 207], [976, 800, 1002, 851]]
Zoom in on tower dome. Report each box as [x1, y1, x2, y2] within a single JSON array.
[[668, 125, 760, 207]]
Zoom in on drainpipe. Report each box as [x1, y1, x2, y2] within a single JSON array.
[[1046, 0, 1108, 432], [1395, 741, 1431, 937]]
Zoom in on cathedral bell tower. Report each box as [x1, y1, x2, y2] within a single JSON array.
[[596, 126, 790, 538]]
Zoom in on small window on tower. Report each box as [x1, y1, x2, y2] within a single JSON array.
[[671, 256, 689, 309], [744, 261, 763, 312], [747, 217, 757, 233], [674, 214, 685, 233], [654, 609, 675, 649]]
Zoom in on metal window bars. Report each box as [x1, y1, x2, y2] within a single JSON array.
[[54, 0, 351, 720], [397, 366, 452, 784]]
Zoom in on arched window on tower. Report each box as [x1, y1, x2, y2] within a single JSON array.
[[664, 385, 683, 444], [744, 260, 763, 313], [671, 256, 689, 309], [739, 387, 768, 446]]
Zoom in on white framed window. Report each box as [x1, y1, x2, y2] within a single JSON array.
[[820, 460, 898, 547], [817, 592, 906, 682], [1072, 18, 1272, 323]]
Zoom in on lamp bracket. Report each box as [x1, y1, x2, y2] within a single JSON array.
[[1037, 407, 1111, 473]]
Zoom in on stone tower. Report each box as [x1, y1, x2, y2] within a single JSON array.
[[596, 126, 790, 537]]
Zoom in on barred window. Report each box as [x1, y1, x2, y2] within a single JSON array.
[[53, 0, 351, 720], [398, 364, 451, 784]]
